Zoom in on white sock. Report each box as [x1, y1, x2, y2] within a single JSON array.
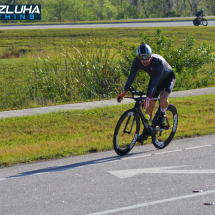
[[161, 107, 167, 112]]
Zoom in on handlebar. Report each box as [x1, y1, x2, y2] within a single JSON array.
[[125, 86, 159, 101], [128, 86, 147, 97]]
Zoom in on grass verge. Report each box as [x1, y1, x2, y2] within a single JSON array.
[[0, 93, 215, 167], [0, 26, 215, 111]]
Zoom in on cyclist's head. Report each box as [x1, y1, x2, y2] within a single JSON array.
[[136, 44, 152, 60], [201, 9, 204, 12]]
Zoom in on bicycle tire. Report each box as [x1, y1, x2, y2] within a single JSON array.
[[193, 18, 200, 26], [113, 109, 140, 156], [151, 104, 178, 149], [201, 19, 208, 26]]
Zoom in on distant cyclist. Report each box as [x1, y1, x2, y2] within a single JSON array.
[[196, 9, 204, 22], [117, 44, 176, 142]]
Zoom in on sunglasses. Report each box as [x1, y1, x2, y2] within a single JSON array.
[[138, 55, 151, 60]]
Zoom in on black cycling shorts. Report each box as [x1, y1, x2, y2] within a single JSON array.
[[147, 71, 176, 98]]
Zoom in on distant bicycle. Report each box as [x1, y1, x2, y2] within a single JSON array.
[[193, 17, 208, 26], [113, 86, 178, 156]]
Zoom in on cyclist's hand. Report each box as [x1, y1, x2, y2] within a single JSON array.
[[141, 97, 151, 109], [117, 91, 127, 103]]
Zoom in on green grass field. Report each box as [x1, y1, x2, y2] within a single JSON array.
[[1, 26, 215, 58], [0, 26, 215, 111], [0, 94, 215, 167]]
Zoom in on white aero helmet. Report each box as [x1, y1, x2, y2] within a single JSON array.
[[136, 44, 152, 60]]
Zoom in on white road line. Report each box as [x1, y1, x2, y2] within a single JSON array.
[[0, 178, 6, 181], [122, 144, 214, 161], [185, 144, 212, 150], [108, 165, 215, 179], [87, 190, 215, 215]]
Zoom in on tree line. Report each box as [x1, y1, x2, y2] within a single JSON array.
[[0, 0, 215, 22]]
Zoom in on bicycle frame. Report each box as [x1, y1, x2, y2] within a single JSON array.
[[125, 85, 172, 136], [126, 95, 160, 136]]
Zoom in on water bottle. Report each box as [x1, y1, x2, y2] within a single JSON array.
[[145, 114, 151, 126]]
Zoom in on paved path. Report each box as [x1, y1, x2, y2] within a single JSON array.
[[0, 20, 215, 30], [0, 87, 215, 119], [0, 17, 215, 30]]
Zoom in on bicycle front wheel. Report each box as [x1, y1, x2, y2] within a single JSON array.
[[152, 104, 178, 149], [113, 109, 140, 156], [201, 19, 208, 26]]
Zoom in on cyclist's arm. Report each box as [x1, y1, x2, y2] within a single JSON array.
[[124, 62, 139, 92]]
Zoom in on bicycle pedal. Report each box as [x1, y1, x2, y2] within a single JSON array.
[[136, 134, 148, 144], [136, 139, 144, 144]]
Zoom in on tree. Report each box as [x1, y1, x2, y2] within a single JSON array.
[[42, 0, 72, 22], [132, 0, 141, 12], [182, 0, 186, 15], [187, 0, 198, 16], [142, 0, 150, 18], [207, 0, 215, 15]]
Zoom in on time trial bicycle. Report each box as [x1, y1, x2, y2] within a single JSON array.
[[193, 17, 208, 26], [113, 86, 178, 156]]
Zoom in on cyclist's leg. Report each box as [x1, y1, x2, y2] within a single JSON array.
[[137, 103, 155, 143], [156, 91, 169, 127], [145, 79, 159, 119], [160, 72, 176, 110], [160, 90, 169, 112], [156, 73, 176, 126], [145, 100, 156, 119], [137, 81, 158, 143]]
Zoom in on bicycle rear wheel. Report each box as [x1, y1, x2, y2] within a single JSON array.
[[152, 104, 178, 149], [113, 109, 140, 156], [193, 18, 200, 26]]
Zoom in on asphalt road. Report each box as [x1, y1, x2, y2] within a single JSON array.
[[0, 19, 215, 30], [0, 135, 215, 215]]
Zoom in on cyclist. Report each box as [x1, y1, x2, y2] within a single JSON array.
[[196, 9, 204, 22], [117, 44, 176, 142]]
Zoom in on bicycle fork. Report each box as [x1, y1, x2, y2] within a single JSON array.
[[123, 113, 136, 134]]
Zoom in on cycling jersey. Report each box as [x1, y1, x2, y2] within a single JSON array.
[[196, 11, 203, 17], [124, 54, 174, 98]]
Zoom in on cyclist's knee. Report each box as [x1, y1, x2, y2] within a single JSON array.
[[160, 91, 169, 108], [160, 99, 169, 108], [160, 90, 169, 100]]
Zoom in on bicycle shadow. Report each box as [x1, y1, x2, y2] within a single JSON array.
[[5, 148, 158, 180]]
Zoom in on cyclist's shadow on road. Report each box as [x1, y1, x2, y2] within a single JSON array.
[[6, 148, 158, 180]]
